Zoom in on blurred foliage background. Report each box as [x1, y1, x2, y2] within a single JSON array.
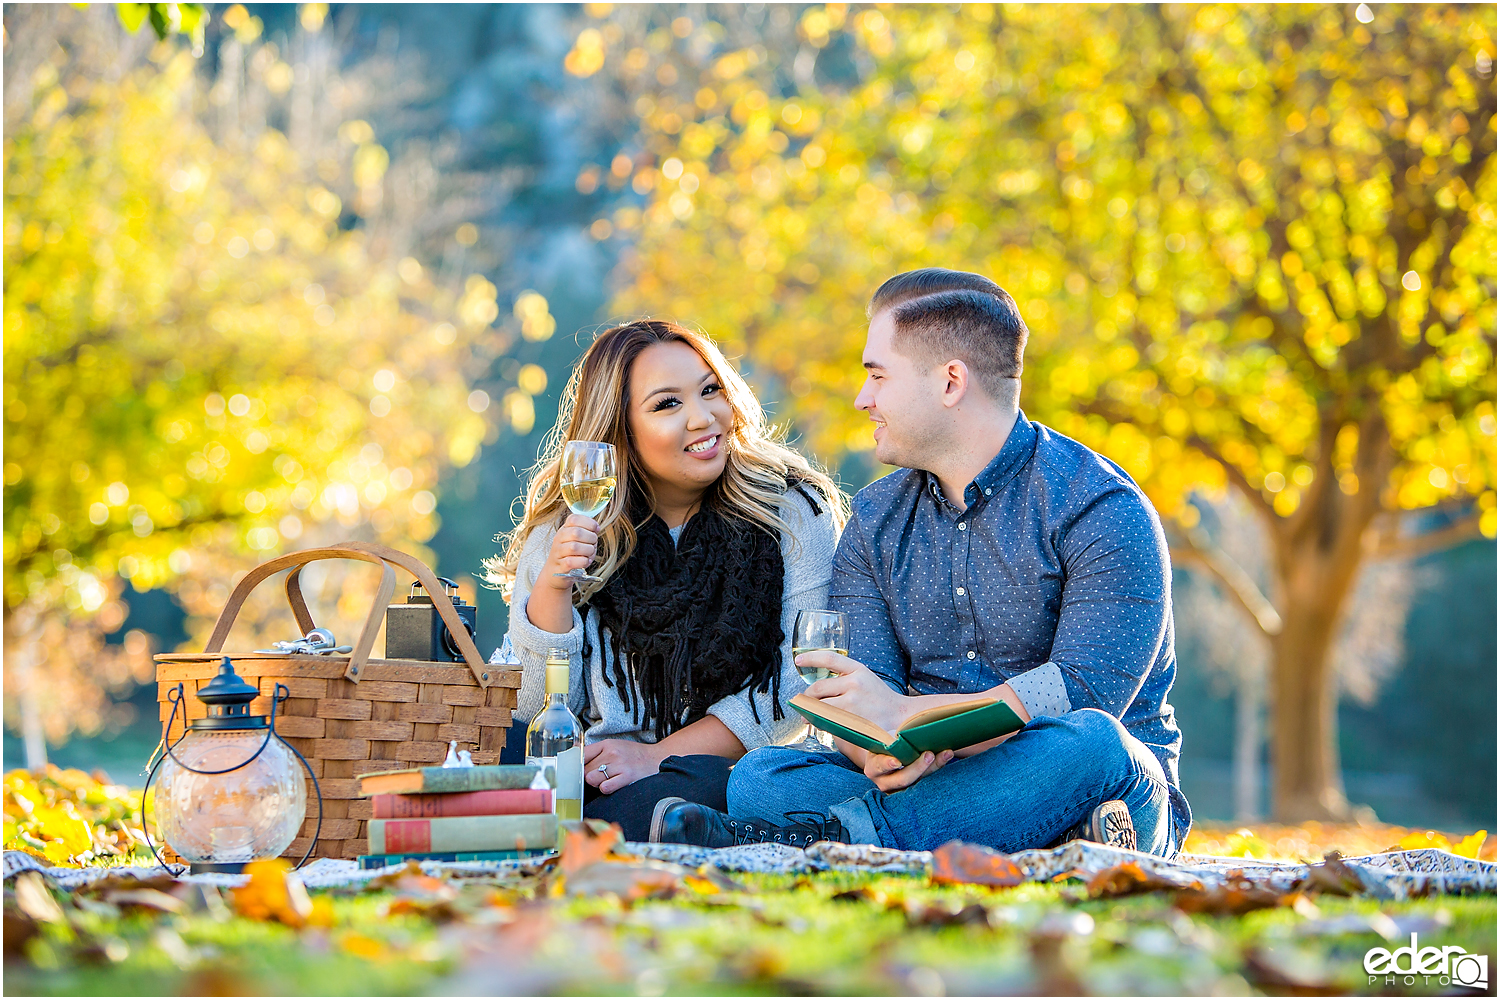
[[3, 4, 1494, 827]]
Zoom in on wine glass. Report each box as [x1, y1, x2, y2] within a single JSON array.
[[554, 440, 617, 584], [792, 609, 847, 748]]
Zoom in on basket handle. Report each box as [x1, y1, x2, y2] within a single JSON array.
[[320, 541, 489, 688], [203, 544, 490, 688]]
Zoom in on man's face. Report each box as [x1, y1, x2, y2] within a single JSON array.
[[854, 308, 948, 469]]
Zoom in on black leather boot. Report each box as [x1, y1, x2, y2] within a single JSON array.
[[655, 802, 849, 848]]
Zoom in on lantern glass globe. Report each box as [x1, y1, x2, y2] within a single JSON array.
[[156, 729, 306, 864]]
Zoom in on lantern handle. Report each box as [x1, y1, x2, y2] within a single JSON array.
[[140, 685, 186, 873], [141, 683, 324, 872]]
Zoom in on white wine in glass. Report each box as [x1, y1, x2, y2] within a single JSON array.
[[560, 477, 616, 519], [793, 610, 847, 748], [792, 610, 848, 682], [555, 440, 617, 584]]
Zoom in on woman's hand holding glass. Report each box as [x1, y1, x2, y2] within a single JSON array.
[[554, 441, 617, 584], [539, 514, 601, 592]]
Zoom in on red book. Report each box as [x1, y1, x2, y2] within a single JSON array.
[[370, 788, 553, 819]]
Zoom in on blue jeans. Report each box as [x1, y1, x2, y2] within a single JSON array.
[[728, 708, 1181, 856]]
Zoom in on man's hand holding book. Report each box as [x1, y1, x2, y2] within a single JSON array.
[[793, 649, 1032, 791]]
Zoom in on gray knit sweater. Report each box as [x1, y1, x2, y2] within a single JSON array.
[[508, 488, 837, 751]]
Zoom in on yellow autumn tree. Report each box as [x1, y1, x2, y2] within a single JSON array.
[[2, 5, 508, 752], [602, 3, 1497, 819]]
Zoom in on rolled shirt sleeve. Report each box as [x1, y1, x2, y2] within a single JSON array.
[[1005, 662, 1071, 719]]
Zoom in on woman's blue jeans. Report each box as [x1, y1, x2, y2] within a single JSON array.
[[727, 708, 1179, 856]]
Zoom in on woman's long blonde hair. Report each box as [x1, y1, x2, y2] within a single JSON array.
[[484, 320, 847, 602]]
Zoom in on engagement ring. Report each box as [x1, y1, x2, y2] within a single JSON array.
[[597, 763, 610, 777]]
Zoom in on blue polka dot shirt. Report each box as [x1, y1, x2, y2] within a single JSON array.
[[832, 412, 1190, 834]]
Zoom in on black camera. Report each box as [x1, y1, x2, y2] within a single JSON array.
[[385, 577, 478, 662]]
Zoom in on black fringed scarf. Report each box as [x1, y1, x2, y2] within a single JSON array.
[[582, 487, 801, 742]]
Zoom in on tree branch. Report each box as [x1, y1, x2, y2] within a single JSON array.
[[1366, 515, 1487, 562], [1169, 525, 1283, 636], [1185, 433, 1280, 526]]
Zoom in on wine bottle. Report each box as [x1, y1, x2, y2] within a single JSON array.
[[525, 648, 584, 822]]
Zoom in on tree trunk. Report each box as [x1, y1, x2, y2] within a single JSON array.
[[1269, 576, 1351, 820], [1233, 664, 1262, 822]]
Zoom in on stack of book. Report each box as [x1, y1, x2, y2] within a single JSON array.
[[356, 764, 559, 870]]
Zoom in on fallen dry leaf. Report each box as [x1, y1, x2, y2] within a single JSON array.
[[1450, 829, 1488, 858], [1241, 945, 1339, 994], [565, 860, 686, 901], [340, 931, 388, 960], [12, 871, 66, 924], [77, 872, 180, 898], [1295, 852, 1365, 896], [558, 819, 624, 877], [367, 862, 458, 902], [831, 885, 895, 905], [1086, 861, 1202, 899], [232, 859, 312, 927], [930, 840, 1025, 888], [3, 912, 40, 956], [903, 898, 992, 927], [101, 888, 184, 914], [1173, 877, 1291, 917]]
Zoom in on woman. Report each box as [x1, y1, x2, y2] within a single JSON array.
[[486, 320, 844, 841]]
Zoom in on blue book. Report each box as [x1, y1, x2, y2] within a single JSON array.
[[358, 848, 553, 870]]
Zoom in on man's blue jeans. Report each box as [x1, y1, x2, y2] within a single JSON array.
[[728, 708, 1179, 856]]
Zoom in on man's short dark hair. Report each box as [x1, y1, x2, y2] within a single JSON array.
[[868, 268, 1028, 398]]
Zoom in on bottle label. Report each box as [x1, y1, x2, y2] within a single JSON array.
[[555, 744, 583, 799], [544, 663, 569, 695], [526, 746, 583, 821]]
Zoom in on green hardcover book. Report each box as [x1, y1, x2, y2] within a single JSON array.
[[358, 765, 553, 797], [367, 813, 560, 854], [790, 693, 1025, 766]]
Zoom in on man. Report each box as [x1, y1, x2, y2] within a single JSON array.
[[657, 268, 1191, 856]]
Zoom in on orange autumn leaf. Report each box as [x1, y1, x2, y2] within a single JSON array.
[[1086, 861, 1202, 899], [1452, 830, 1489, 859], [1397, 830, 1453, 852], [929, 840, 1025, 888], [231, 859, 312, 927], [366, 861, 457, 902], [339, 932, 387, 960], [306, 896, 336, 928], [558, 819, 623, 877], [1172, 879, 1291, 917]]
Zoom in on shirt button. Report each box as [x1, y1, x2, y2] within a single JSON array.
[[967, 651, 976, 660], [956, 587, 965, 596], [957, 522, 967, 531], [985, 488, 992, 496]]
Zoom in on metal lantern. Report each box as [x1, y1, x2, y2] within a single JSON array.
[[144, 657, 322, 873]]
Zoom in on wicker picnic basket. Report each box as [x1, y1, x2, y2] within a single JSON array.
[[153, 541, 521, 861]]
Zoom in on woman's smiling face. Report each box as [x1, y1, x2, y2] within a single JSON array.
[[626, 340, 733, 504]]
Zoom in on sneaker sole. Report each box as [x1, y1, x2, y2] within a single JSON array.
[[1089, 799, 1137, 851]]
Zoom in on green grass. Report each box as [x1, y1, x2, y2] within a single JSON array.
[[6, 871, 1496, 996]]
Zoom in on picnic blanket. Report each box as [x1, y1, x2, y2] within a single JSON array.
[[5, 841, 1493, 900]]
